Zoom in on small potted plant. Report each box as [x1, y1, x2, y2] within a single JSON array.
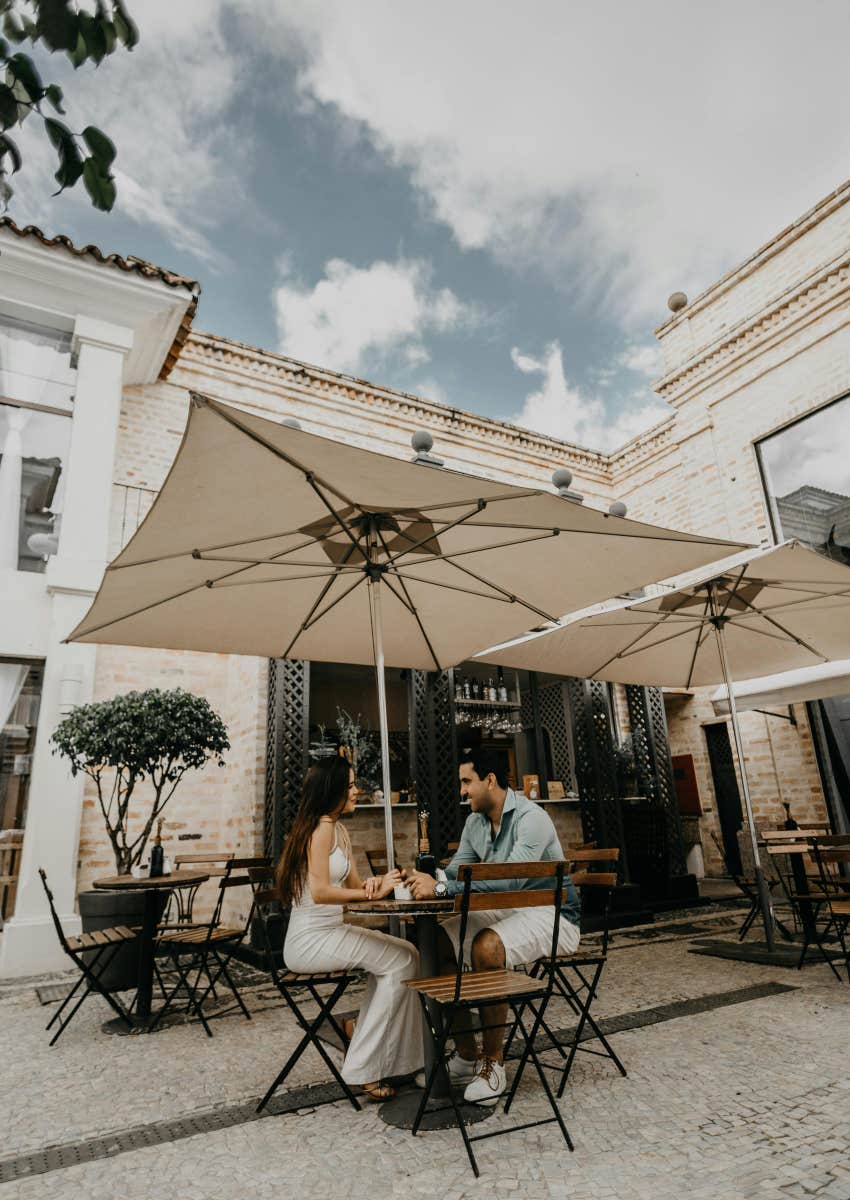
[[52, 688, 229, 987]]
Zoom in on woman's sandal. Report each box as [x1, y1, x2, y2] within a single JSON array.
[[361, 1081, 395, 1102]]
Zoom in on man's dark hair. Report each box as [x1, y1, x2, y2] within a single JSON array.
[[458, 746, 510, 790]]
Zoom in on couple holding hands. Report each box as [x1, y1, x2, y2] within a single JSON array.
[[275, 748, 581, 1105]]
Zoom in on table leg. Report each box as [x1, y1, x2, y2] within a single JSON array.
[[103, 889, 162, 1034], [790, 854, 818, 953], [415, 913, 449, 1101]]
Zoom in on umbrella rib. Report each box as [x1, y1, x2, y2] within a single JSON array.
[[206, 570, 349, 589], [200, 393, 358, 510], [436, 554, 561, 624], [194, 554, 360, 570], [375, 528, 442, 671], [724, 592, 831, 663], [385, 501, 485, 565], [606, 620, 708, 666], [716, 565, 749, 618], [681, 590, 710, 686], [281, 543, 362, 658], [305, 474, 365, 558], [724, 586, 850, 619], [444, 518, 734, 545], [65, 578, 219, 641], [302, 573, 368, 633], [410, 489, 541, 514], [403, 529, 562, 567], [109, 531, 326, 572], [393, 569, 514, 604], [583, 603, 698, 678]]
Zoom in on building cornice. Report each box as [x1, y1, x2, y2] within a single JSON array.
[[183, 330, 614, 484], [655, 252, 850, 405]]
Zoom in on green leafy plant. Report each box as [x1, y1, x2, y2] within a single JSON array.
[[0, 0, 138, 210], [52, 688, 229, 874]]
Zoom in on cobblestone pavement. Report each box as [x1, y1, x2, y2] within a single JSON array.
[[1, 906, 848, 1200]]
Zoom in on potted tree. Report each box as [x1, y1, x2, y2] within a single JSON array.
[[52, 688, 229, 988]]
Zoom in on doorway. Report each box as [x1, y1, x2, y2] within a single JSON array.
[[704, 721, 743, 875]]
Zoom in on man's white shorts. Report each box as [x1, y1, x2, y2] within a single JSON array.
[[440, 906, 580, 969]]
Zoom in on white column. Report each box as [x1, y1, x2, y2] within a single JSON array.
[[0, 317, 132, 977], [0, 405, 30, 568]]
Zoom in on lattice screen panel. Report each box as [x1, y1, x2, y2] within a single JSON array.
[[625, 685, 688, 877], [567, 676, 627, 879], [409, 668, 460, 858], [264, 658, 310, 859]]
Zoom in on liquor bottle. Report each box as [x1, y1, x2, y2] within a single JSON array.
[[472, 676, 480, 700], [498, 667, 508, 703], [455, 679, 463, 702], [416, 806, 437, 877], [487, 676, 496, 702], [149, 818, 165, 879], [463, 676, 471, 700]]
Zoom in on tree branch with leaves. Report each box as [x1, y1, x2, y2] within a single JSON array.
[[52, 688, 230, 874], [0, 0, 138, 210]]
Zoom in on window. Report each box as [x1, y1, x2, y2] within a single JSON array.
[[756, 395, 850, 564], [0, 402, 71, 572], [0, 659, 42, 832]]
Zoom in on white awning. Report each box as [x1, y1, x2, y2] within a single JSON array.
[[711, 660, 850, 715]]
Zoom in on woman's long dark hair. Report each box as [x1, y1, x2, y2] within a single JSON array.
[[276, 756, 352, 906]]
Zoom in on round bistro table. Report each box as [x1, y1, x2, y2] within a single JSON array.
[[345, 897, 492, 1131], [92, 870, 210, 1032]]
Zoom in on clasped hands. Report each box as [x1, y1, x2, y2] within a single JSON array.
[[362, 867, 438, 900]]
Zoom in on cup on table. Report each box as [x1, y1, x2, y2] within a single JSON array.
[[393, 883, 413, 901]]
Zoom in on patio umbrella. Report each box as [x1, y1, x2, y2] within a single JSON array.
[[68, 393, 746, 869], [478, 540, 850, 948]]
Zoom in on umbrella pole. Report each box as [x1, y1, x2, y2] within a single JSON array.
[[367, 572, 396, 875], [708, 588, 776, 951]]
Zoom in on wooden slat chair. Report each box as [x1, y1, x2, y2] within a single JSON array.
[[810, 836, 850, 984], [161, 852, 235, 924], [38, 867, 138, 1045], [248, 866, 361, 1114], [364, 845, 402, 877], [513, 848, 626, 1096], [761, 828, 828, 952], [405, 861, 572, 1178], [151, 856, 269, 1036]]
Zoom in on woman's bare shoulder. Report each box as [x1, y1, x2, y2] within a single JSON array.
[[310, 819, 335, 846]]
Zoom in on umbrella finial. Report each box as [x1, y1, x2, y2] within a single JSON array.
[[608, 500, 628, 518], [411, 429, 445, 468], [281, 416, 302, 429], [552, 467, 584, 504]]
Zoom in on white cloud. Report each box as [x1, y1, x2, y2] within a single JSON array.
[[274, 257, 481, 374], [10, 0, 240, 267], [618, 343, 663, 379], [253, 0, 850, 325], [510, 342, 671, 452]]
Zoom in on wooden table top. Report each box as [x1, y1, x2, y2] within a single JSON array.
[[92, 870, 210, 890], [346, 897, 456, 916]]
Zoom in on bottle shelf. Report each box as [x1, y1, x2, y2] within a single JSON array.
[[454, 697, 520, 709]]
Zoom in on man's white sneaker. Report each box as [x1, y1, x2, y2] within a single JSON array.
[[414, 1051, 479, 1089], [463, 1057, 507, 1106]]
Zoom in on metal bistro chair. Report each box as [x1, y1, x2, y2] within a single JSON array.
[[709, 829, 793, 942], [810, 835, 850, 983], [510, 847, 625, 1097], [248, 866, 361, 1114], [405, 861, 572, 1178], [38, 868, 138, 1045], [760, 828, 827, 960], [151, 856, 269, 1036], [160, 852, 235, 924]]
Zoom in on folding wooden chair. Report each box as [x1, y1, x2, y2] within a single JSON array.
[[810, 835, 850, 983], [710, 830, 792, 942], [405, 861, 572, 1178], [38, 868, 138, 1045], [248, 866, 361, 1113], [151, 856, 268, 1036]]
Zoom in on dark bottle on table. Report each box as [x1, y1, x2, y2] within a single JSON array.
[[416, 806, 437, 877], [149, 818, 165, 878]]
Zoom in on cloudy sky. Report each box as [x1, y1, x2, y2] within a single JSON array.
[[10, 1, 850, 451]]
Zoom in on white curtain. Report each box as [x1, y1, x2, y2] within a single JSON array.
[[0, 406, 30, 569], [0, 663, 28, 733]]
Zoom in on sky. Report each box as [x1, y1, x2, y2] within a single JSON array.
[[9, 1, 850, 452]]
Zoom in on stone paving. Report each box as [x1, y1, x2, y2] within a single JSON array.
[[1, 905, 848, 1199]]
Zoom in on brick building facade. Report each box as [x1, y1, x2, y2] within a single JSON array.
[[2, 180, 850, 974]]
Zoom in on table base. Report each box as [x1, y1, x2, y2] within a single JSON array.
[[378, 1088, 494, 1131], [101, 1014, 154, 1036]]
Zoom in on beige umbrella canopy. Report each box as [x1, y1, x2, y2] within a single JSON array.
[[69, 393, 747, 867], [480, 540, 850, 947]]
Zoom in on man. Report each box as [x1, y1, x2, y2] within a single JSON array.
[[405, 747, 581, 1106]]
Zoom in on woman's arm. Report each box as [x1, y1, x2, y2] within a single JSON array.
[[307, 821, 400, 904]]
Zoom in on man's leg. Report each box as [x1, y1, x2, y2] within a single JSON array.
[[471, 928, 508, 1062]]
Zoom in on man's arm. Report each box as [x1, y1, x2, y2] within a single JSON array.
[[446, 807, 554, 895]]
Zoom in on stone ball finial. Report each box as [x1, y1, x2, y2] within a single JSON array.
[[281, 417, 302, 429], [667, 291, 688, 313], [608, 500, 628, 518], [411, 430, 434, 454], [552, 467, 573, 491]]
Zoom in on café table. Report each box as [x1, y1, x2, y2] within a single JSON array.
[[345, 896, 492, 1131], [92, 870, 210, 1032]]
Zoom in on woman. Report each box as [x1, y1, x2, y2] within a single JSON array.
[[277, 756, 423, 1100]]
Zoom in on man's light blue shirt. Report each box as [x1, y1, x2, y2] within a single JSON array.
[[444, 788, 581, 927]]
